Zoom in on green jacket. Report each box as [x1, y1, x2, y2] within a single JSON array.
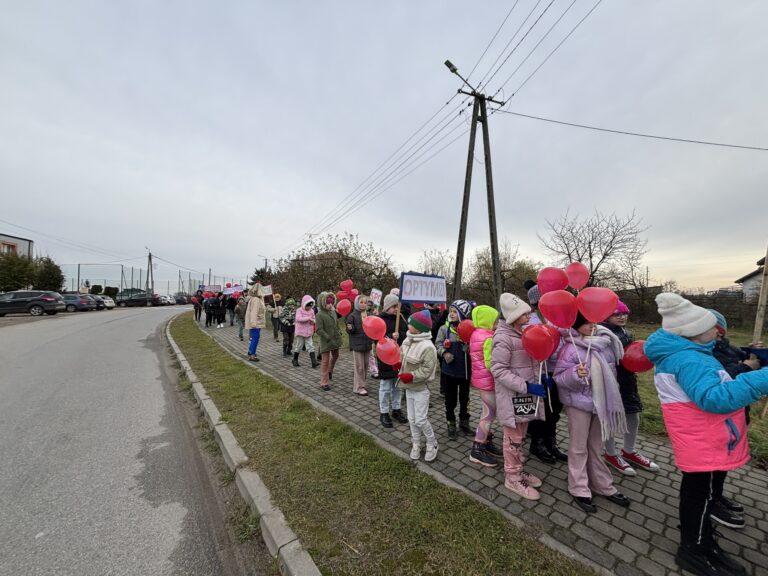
[[316, 292, 342, 353]]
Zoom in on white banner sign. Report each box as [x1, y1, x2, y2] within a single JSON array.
[[369, 288, 382, 307], [203, 285, 222, 293], [262, 284, 273, 296], [399, 272, 447, 304]]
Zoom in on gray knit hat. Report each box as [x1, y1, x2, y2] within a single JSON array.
[[382, 293, 399, 311]]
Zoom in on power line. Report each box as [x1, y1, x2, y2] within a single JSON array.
[[506, 0, 604, 98], [490, 0, 580, 99], [465, 1, 520, 83], [475, 0, 546, 91], [492, 109, 768, 151]]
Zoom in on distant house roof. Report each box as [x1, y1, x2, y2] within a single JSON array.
[[735, 259, 764, 284], [0, 233, 34, 244]]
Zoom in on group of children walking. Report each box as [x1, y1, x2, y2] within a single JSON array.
[[215, 281, 768, 576]]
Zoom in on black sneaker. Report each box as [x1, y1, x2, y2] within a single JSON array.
[[573, 496, 596, 514], [485, 435, 503, 457], [380, 413, 393, 428], [676, 544, 732, 576], [391, 409, 408, 424], [708, 534, 746, 574], [710, 500, 745, 529], [717, 495, 744, 513], [469, 442, 497, 467], [447, 421, 458, 440], [459, 418, 472, 435], [604, 492, 630, 507]]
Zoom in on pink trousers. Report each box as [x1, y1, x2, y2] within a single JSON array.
[[502, 422, 528, 482], [565, 406, 617, 498]]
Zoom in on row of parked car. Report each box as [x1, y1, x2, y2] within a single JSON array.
[[0, 290, 191, 316]]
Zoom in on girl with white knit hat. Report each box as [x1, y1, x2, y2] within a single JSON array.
[[645, 293, 768, 576]]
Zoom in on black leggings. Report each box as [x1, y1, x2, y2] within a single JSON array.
[[443, 375, 470, 422], [679, 470, 726, 546], [194, 307, 202, 321]]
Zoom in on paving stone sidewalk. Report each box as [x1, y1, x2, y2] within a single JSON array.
[[203, 320, 768, 576]]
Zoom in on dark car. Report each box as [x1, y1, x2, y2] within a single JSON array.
[[0, 290, 65, 316], [115, 292, 161, 307], [89, 295, 106, 310], [62, 294, 97, 312]]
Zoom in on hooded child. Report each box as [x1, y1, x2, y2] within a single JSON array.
[[435, 299, 474, 439], [397, 310, 439, 462], [554, 313, 630, 514], [600, 300, 659, 476], [491, 293, 546, 500], [279, 298, 297, 357], [347, 295, 373, 395], [645, 294, 768, 576], [235, 295, 248, 341], [376, 293, 408, 428], [316, 292, 342, 390], [468, 305, 503, 467], [244, 285, 266, 361], [293, 295, 319, 368]]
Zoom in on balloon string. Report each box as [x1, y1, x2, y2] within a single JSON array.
[[568, 330, 590, 386], [584, 324, 596, 359]]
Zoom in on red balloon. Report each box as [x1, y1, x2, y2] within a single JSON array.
[[336, 291, 347, 302], [543, 324, 561, 350], [443, 339, 452, 350], [191, 296, 198, 304], [363, 315, 387, 340], [622, 340, 654, 373], [565, 262, 590, 290], [576, 287, 619, 323], [340, 279, 353, 293], [522, 325, 557, 361], [225, 282, 232, 288], [537, 267, 569, 294], [350, 288, 360, 299], [336, 299, 352, 316], [539, 290, 578, 329], [457, 319, 475, 343], [376, 337, 400, 366]]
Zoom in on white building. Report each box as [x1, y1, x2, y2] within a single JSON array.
[[735, 256, 765, 302], [0, 233, 34, 258]]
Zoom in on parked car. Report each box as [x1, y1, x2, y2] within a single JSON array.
[[88, 295, 106, 310], [159, 295, 174, 306], [62, 294, 97, 312], [175, 295, 189, 305], [99, 295, 116, 309], [115, 292, 161, 307], [0, 290, 65, 316]]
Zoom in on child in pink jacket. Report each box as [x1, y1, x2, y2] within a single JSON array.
[[293, 295, 319, 368], [468, 305, 502, 467], [490, 293, 545, 500]]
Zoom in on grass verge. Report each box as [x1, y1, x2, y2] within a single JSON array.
[[631, 323, 768, 467], [170, 313, 593, 576]]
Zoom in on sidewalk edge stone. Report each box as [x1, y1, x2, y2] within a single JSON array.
[[165, 318, 323, 576]]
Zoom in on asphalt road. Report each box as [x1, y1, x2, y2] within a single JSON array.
[[0, 308, 266, 576]]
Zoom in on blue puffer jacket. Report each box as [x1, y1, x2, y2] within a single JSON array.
[[644, 329, 768, 472]]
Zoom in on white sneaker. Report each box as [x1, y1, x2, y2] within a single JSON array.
[[425, 442, 438, 462], [410, 444, 421, 460]]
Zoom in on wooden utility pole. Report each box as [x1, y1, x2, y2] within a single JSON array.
[[446, 60, 505, 303], [752, 245, 768, 346]]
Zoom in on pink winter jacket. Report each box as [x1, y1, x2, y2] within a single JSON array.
[[294, 295, 316, 338], [469, 328, 495, 391], [490, 322, 543, 427]]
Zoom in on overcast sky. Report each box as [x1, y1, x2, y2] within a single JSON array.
[[2, 0, 766, 293]]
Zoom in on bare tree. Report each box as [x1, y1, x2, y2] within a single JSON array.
[[418, 249, 455, 279], [539, 210, 648, 287], [270, 233, 398, 298], [464, 240, 540, 305]]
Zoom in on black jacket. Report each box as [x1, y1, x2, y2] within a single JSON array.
[[376, 311, 407, 379], [599, 322, 643, 414], [713, 338, 753, 379], [346, 309, 373, 352]]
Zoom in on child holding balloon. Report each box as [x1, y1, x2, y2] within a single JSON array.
[[468, 305, 503, 467], [554, 312, 631, 513], [600, 301, 659, 475], [375, 294, 408, 427], [347, 295, 373, 396], [316, 292, 341, 391], [490, 293, 546, 500]]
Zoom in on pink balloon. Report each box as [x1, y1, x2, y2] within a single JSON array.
[[225, 282, 232, 288], [576, 287, 619, 323], [522, 325, 557, 361], [539, 290, 578, 329], [376, 337, 400, 366], [537, 267, 569, 294], [340, 279, 353, 293], [336, 299, 352, 316], [350, 288, 360, 299], [565, 262, 590, 290], [363, 316, 387, 340]]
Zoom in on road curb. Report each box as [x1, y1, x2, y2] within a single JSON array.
[[165, 319, 322, 576]]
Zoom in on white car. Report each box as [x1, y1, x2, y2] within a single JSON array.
[[100, 296, 116, 309], [159, 295, 174, 305]]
